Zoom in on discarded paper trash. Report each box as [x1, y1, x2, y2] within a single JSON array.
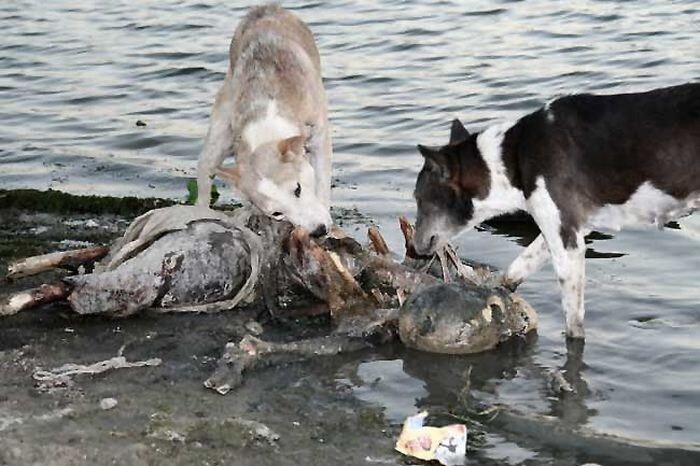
[[395, 411, 467, 466]]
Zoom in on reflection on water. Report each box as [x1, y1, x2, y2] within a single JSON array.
[[344, 338, 696, 464], [1, 0, 699, 462], [485, 215, 627, 259]]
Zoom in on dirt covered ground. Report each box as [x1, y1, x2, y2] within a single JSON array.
[[2, 190, 697, 466], [0, 190, 427, 466]]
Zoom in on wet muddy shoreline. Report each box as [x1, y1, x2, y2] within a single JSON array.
[[1, 189, 698, 465], [0, 189, 401, 465], [2, 0, 699, 462]]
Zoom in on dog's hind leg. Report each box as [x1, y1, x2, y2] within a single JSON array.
[[196, 79, 235, 206], [503, 234, 550, 290], [549, 234, 586, 339], [527, 178, 587, 338]]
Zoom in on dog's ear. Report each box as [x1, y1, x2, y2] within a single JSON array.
[[215, 164, 241, 187], [277, 135, 306, 163], [449, 118, 469, 144], [418, 144, 449, 165], [417, 144, 442, 162], [418, 144, 449, 179]]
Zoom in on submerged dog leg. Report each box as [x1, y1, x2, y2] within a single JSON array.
[[196, 77, 235, 206], [538, 229, 586, 338], [554, 240, 586, 339], [6, 246, 109, 280], [503, 234, 550, 290]]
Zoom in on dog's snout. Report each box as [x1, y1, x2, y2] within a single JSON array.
[[310, 224, 328, 238]]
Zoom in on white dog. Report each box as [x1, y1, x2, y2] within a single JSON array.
[[196, 5, 332, 236]]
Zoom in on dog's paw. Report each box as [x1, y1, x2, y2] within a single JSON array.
[[565, 324, 586, 340]]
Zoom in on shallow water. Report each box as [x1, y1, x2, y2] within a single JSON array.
[[1, 0, 699, 463]]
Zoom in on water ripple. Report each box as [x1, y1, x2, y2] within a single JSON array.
[[1, 0, 699, 460]]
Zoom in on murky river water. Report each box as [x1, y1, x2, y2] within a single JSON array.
[[1, 1, 699, 463]]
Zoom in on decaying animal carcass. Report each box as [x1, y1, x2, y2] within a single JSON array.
[[399, 283, 537, 355], [3, 206, 269, 317], [2, 204, 538, 391]]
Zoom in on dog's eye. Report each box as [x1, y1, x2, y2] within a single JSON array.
[[294, 182, 302, 198], [271, 211, 285, 220]]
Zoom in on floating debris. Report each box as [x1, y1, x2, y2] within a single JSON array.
[[395, 411, 467, 466]]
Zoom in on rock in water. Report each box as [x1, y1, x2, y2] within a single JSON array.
[[398, 283, 537, 354]]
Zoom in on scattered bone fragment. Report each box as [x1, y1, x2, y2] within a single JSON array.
[[367, 226, 390, 256], [33, 355, 161, 388], [6, 246, 109, 280], [0, 282, 71, 316]]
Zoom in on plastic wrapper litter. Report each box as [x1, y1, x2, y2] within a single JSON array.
[[395, 411, 467, 466]]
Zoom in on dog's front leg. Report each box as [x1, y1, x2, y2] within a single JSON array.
[[503, 234, 550, 290], [196, 79, 234, 206], [306, 123, 332, 209]]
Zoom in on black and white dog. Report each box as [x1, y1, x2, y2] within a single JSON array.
[[412, 83, 700, 338]]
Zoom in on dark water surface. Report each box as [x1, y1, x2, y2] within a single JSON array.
[[1, 0, 699, 463]]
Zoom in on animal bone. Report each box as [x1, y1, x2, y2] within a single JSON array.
[[6, 246, 109, 280]]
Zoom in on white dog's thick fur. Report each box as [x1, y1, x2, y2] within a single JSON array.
[[196, 5, 332, 234]]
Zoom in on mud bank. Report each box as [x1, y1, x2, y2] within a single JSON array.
[[0, 190, 402, 465], [1, 190, 698, 466]]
